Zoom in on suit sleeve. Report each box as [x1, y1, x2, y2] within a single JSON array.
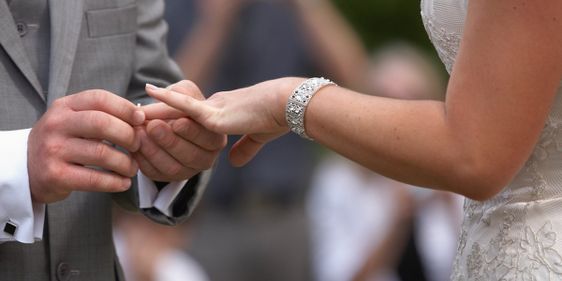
[[112, 0, 211, 225]]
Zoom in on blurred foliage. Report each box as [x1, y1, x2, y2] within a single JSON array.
[[331, 0, 448, 79], [332, 0, 433, 53]]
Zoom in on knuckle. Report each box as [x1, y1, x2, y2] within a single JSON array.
[[93, 142, 109, 161], [88, 90, 110, 108], [142, 143, 159, 159], [42, 112, 64, 132], [177, 119, 201, 139], [174, 80, 203, 99], [207, 119, 223, 133], [88, 112, 110, 131], [160, 132, 180, 150], [51, 97, 66, 109], [44, 162, 64, 185], [44, 139, 64, 158], [87, 170, 102, 188]]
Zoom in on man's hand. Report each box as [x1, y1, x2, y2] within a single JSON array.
[[28, 90, 146, 203], [135, 81, 226, 182]]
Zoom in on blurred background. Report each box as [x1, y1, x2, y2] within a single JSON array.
[[113, 1, 463, 281]]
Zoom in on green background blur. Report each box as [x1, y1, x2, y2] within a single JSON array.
[[334, 0, 429, 49]]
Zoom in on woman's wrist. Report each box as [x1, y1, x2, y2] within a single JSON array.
[[282, 77, 336, 140], [271, 77, 306, 128]]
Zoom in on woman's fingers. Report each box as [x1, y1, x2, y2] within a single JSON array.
[[145, 83, 212, 122], [142, 103, 186, 120], [229, 133, 282, 167], [229, 135, 266, 167]]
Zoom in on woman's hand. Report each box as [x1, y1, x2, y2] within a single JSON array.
[[144, 78, 305, 166]]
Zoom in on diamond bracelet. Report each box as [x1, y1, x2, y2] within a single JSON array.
[[285, 77, 335, 140]]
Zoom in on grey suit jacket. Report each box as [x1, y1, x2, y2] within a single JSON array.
[[0, 0, 208, 280]]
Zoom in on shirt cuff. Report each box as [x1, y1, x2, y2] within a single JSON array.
[[0, 129, 46, 243], [136, 171, 188, 217]]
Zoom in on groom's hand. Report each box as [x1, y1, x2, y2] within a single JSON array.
[[28, 90, 145, 203], [134, 81, 226, 182]]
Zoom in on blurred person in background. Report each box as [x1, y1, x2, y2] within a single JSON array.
[[164, 0, 319, 280], [113, 209, 210, 281], [308, 44, 463, 281]]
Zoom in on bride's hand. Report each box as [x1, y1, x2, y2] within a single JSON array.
[[145, 78, 305, 166]]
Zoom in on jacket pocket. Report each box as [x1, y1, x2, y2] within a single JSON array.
[[86, 4, 137, 38]]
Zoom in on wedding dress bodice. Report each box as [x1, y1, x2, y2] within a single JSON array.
[[421, 0, 562, 280]]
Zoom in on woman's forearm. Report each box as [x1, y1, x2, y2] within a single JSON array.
[[283, 83, 514, 200]]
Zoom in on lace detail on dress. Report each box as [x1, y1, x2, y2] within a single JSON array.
[[421, 0, 562, 280], [450, 117, 562, 280], [460, 220, 562, 281], [420, 11, 461, 73]]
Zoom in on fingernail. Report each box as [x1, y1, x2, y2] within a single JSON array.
[[133, 110, 145, 125], [121, 178, 132, 191], [146, 83, 160, 91]]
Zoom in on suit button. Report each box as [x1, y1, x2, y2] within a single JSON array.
[[15, 22, 28, 37], [56, 262, 80, 281], [56, 263, 70, 281]]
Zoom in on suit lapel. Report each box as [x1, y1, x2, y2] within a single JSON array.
[[45, 0, 86, 255], [0, 1, 45, 101], [47, 0, 85, 105]]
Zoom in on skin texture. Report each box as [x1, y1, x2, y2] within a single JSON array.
[[145, 0, 562, 201]]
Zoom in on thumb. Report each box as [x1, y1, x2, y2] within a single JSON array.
[[228, 135, 266, 167]]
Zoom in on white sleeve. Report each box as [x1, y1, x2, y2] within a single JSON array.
[[0, 129, 46, 244], [136, 171, 188, 217]]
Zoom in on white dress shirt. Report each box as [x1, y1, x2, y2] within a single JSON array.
[[0, 129, 187, 243]]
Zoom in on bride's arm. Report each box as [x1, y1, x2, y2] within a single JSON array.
[[305, 0, 562, 200], [146, 0, 562, 200]]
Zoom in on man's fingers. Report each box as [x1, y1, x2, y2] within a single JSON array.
[[228, 135, 266, 167], [137, 126, 195, 179], [132, 152, 163, 181], [63, 165, 132, 193], [64, 89, 145, 126], [67, 111, 140, 152], [62, 138, 138, 178], [147, 120, 218, 170], [171, 118, 227, 152]]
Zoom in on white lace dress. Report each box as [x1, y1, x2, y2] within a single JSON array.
[[421, 0, 562, 280]]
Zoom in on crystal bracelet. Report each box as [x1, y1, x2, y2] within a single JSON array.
[[285, 77, 335, 140]]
